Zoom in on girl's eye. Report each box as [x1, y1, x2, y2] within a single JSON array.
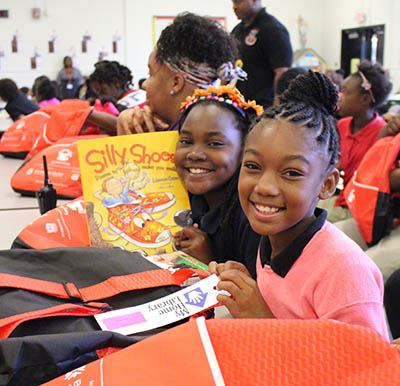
[[243, 162, 260, 171], [208, 141, 224, 147], [179, 138, 192, 145], [284, 170, 304, 178]]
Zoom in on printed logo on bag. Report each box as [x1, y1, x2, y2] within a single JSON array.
[[66, 200, 86, 213], [45, 223, 58, 233], [26, 168, 34, 175], [347, 188, 355, 204], [71, 173, 79, 181], [64, 366, 86, 381], [57, 148, 73, 162], [245, 28, 259, 46], [16, 121, 25, 129], [184, 288, 208, 308]]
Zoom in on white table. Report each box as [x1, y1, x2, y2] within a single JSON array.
[[0, 157, 39, 209], [0, 208, 41, 249]]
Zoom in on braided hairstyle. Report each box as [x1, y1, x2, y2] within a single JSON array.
[[89, 60, 133, 94], [156, 12, 237, 73], [353, 60, 392, 108], [179, 86, 262, 261], [252, 70, 340, 169]]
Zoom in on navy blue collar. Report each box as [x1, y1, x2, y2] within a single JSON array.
[[259, 208, 327, 277]]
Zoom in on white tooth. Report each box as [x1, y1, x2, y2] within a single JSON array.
[[189, 168, 208, 174], [255, 204, 279, 214]]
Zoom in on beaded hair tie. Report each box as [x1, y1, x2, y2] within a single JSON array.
[[180, 85, 263, 118], [358, 71, 376, 103]]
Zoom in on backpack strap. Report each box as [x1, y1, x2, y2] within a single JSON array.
[[0, 302, 109, 339], [0, 269, 182, 302]]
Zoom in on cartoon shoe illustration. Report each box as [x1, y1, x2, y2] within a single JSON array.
[[127, 191, 176, 213], [108, 206, 171, 249]]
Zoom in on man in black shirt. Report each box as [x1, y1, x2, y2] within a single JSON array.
[[231, 0, 293, 107]]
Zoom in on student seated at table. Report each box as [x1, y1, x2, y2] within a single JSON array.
[[173, 85, 263, 278], [32, 76, 61, 108], [318, 60, 392, 222], [334, 114, 400, 283], [210, 70, 389, 340], [0, 78, 39, 121]]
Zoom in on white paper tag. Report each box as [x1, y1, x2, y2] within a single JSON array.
[[95, 274, 221, 335]]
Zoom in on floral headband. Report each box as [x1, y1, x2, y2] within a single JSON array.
[[165, 58, 247, 89], [358, 71, 376, 103], [180, 85, 264, 118]]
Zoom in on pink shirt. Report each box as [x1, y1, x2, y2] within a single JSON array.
[[257, 221, 389, 340], [38, 98, 61, 108]]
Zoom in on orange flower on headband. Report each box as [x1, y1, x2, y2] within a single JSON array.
[[180, 85, 263, 117]]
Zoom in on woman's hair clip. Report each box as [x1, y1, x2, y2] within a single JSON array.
[[358, 71, 376, 103], [217, 62, 248, 82], [180, 85, 263, 118]]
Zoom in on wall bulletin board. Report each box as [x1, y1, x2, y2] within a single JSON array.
[[152, 16, 227, 46]]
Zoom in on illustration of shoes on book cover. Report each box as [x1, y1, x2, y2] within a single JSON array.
[[106, 191, 178, 249]]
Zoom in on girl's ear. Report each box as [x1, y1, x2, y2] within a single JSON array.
[[318, 167, 339, 200], [360, 93, 373, 108], [170, 72, 185, 95]]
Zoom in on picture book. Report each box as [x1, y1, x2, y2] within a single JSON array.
[[77, 132, 191, 255]]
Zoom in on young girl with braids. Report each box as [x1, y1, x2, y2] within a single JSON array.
[[89, 60, 146, 113], [173, 85, 263, 278], [209, 71, 389, 339], [320, 60, 392, 222]]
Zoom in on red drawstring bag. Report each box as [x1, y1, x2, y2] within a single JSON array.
[[344, 133, 400, 246], [12, 197, 90, 249], [10, 135, 108, 199], [44, 318, 400, 386], [0, 100, 92, 159], [0, 109, 52, 159]]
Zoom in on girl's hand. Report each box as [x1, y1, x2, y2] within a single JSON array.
[[173, 224, 214, 264], [116, 106, 169, 135], [379, 114, 400, 138], [216, 266, 275, 319], [209, 260, 249, 276]]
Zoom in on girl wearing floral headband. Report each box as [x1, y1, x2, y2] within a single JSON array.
[[319, 60, 392, 223], [117, 13, 245, 135], [173, 85, 263, 278]]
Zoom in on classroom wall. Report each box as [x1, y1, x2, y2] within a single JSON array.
[[321, 0, 400, 92], [0, 0, 398, 92], [0, 0, 321, 88]]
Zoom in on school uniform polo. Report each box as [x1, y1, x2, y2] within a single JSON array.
[[191, 194, 261, 278], [257, 208, 389, 340], [336, 113, 386, 207], [5, 94, 39, 121]]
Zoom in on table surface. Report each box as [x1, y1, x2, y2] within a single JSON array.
[[0, 156, 70, 249]]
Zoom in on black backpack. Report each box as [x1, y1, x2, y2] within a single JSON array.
[[0, 247, 189, 386]]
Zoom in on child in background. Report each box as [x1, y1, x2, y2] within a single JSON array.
[[210, 71, 389, 340], [89, 60, 146, 113], [173, 86, 263, 278], [32, 76, 61, 107], [0, 78, 38, 121], [335, 114, 400, 283], [320, 60, 392, 222]]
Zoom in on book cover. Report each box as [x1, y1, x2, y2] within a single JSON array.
[[77, 132, 191, 254]]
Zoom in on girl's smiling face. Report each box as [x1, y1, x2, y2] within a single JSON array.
[[174, 103, 243, 207], [238, 119, 337, 246]]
